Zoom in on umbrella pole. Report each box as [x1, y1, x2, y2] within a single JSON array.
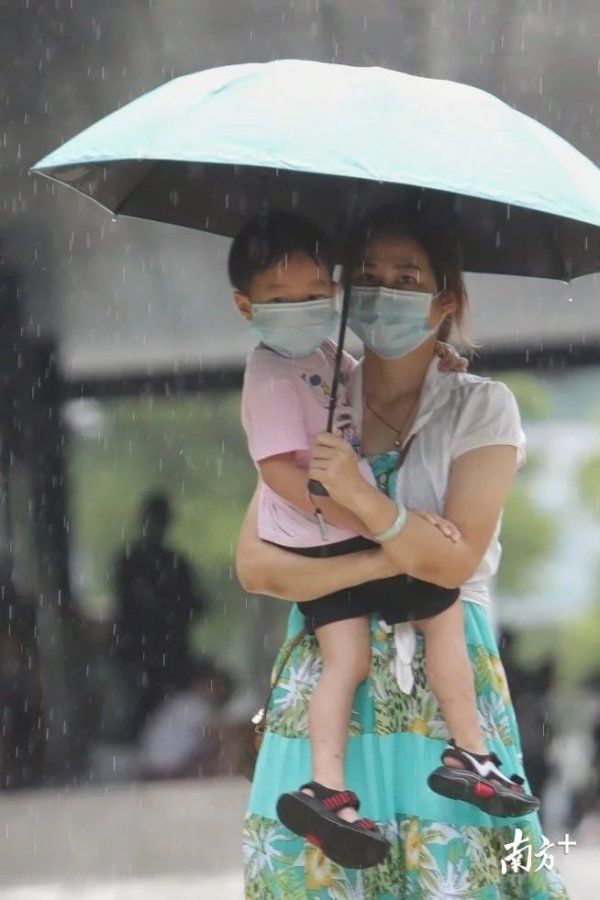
[[307, 266, 352, 499]]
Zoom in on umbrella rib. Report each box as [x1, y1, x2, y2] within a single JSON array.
[[112, 160, 162, 218]]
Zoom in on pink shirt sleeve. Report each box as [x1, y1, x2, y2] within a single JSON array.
[[242, 359, 310, 463]]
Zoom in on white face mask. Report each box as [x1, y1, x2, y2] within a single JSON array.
[[250, 297, 339, 358], [348, 286, 443, 359]]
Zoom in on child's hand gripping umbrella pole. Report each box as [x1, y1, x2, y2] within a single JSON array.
[[307, 266, 353, 506]]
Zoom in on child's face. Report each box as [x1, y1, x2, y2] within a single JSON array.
[[234, 250, 336, 321]]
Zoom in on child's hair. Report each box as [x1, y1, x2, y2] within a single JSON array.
[[344, 202, 476, 347], [228, 210, 335, 293]]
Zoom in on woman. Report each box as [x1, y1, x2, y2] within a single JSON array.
[[238, 205, 569, 899]]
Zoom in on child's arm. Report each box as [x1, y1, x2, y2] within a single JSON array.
[[259, 452, 370, 534]]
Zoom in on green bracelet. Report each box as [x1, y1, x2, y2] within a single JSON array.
[[373, 501, 408, 543]]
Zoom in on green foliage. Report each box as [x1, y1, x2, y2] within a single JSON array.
[[493, 371, 552, 420], [577, 453, 600, 520], [514, 590, 600, 691], [67, 391, 257, 667], [496, 480, 557, 594], [559, 580, 600, 685]]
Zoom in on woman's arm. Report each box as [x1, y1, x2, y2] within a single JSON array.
[[310, 435, 518, 590], [235, 484, 395, 601]]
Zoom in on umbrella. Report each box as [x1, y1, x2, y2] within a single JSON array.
[[32, 60, 600, 276], [31, 59, 600, 492]]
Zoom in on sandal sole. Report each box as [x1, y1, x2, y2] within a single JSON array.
[[276, 792, 391, 869], [428, 767, 540, 818]]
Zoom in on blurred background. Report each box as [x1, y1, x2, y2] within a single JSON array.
[[0, 0, 599, 896]]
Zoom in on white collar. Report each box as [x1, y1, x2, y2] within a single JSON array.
[[406, 356, 457, 444]]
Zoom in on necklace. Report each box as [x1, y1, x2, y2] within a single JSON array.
[[364, 392, 421, 448]]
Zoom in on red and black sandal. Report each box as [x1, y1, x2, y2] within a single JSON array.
[[276, 781, 391, 869], [427, 739, 540, 818]]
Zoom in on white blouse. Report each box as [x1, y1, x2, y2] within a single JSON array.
[[349, 357, 526, 692]]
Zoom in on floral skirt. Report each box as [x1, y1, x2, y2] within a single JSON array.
[[243, 601, 570, 899]]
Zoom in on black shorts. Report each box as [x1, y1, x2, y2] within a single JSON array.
[[269, 536, 459, 634]]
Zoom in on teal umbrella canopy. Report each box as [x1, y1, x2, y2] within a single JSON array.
[[32, 59, 600, 279]]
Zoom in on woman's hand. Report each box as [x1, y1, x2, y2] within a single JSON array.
[[411, 509, 461, 543], [374, 510, 461, 578], [435, 341, 469, 373], [374, 511, 461, 581], [309, 433, 370, 508], [309, 436, 463, 544]]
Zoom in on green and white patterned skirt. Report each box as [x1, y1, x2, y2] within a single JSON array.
[[243, 602, 570, 899]]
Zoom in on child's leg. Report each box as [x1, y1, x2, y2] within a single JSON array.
[[404, 601, 536, 816], [414, 600, 486, 760], [303, 615, 371, 822]]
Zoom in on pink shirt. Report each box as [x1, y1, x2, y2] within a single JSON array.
[[241, 340, 376, 547]]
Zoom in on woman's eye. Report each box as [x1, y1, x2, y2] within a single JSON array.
[[396, 274, 418, 287], [353, 272, 375, 286]]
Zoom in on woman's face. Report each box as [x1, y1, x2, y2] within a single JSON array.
[[351, 232, 455, 329]]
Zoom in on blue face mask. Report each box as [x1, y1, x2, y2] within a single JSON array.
[[250, 297, 339, 358], [348, 286, 442, 359]]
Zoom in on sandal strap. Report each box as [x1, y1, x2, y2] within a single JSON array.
[[299, 781, 360, 812], [443, 739, 503, 770], [355, 817, 377, 831], [442, 741, 524, 789]]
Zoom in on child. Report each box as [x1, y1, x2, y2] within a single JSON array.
[[231, 211, 537, 869]]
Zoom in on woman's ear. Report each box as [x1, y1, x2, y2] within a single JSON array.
[[233, 290, 253, 321], [440, 290, 458, 316]]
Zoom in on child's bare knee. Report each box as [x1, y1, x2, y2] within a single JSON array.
[[321, 643, 371, 684], [316, 616, 372, 684], [326, 650, 371, 683]]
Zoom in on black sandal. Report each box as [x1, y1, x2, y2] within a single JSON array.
[[276, 780, 391, 869], [427, 739, 540, 818]]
